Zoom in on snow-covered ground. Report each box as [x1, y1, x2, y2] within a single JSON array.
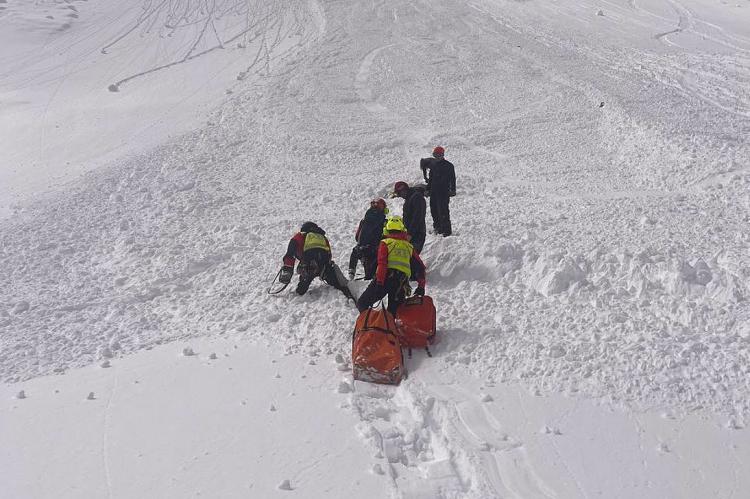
[[2, 0, 750, 497]]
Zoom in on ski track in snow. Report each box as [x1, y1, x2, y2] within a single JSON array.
[[101, 369, 118, 499], [1, 0, 750, 496]]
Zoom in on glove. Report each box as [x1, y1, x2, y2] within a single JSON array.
[[414, 286, 425, 296], [449, 190, 456, 197], [279, 265, 293, 284]]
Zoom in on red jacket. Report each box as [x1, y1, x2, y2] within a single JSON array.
[[375, 232, 426, 287], [283, 232, 331, 267]]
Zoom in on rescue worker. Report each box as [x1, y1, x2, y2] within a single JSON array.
[[393, 181, 426, 253], [279, 221, 354, 300], [420, 146, 456, 236], [356, 216, 426, 315], [348, 198, 388, 280]]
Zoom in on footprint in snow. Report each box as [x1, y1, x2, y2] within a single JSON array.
[[541, 425, 562, 435], [12, 301, 30, 314], [726, 418, 745, 430], [16, 390, 26, 400], [277, 479, 293, 490], [182, 347, 195, 357], [267, 313, 281, 323]]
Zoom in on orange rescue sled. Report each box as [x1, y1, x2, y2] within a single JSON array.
[[395, 295, 436, 355], [352, 307, 405, 385]]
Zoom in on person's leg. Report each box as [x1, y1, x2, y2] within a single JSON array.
[[386, 272, 408, 315], [356, 280, 388, 312], [429, 194, 441, 234], [296, 253, 322, 295], [441, 196, 452, 236], [296, 267, 314, 295], [321, 261, 354, 300], [433, 193, 449, 235], [410, 232, 425, 254], [348, 246, 360, 277], [363, 247, 378, 279]]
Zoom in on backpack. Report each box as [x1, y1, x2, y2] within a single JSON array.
[[357, 208, 386, 247], [352, 307, 405, 385], [412, 183, 430, 197], [395, 295, 437, 354]]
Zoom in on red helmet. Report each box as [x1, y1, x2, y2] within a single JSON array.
[[432, 146, 445, 157], [394, 181, 409, 193], [370, 198, 387, 211]]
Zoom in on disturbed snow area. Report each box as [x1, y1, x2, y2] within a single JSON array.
[[2, 0, 750, 497], [0, 0, 322, 213]]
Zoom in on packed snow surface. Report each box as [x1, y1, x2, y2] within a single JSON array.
[[2, 0, 750, 497]]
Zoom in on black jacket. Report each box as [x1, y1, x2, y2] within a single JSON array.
[[356, 208, 386, 247], [402, 188, 426, 237], [421, 157, 456, 194]]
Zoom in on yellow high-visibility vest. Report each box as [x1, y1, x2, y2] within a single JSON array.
[[384, 238, 413, 277], [303, 232, 329, 252]]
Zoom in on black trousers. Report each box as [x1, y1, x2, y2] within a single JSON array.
[[430, 193, 451, 235], [409, 232, 425, 254], [297, 250, 353, 300], [348, 245, 378, 279], [356, 271, 408, 315]]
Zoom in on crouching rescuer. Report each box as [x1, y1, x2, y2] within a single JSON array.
[[356, 216, 426, 315], [279, 221, 354, 300]]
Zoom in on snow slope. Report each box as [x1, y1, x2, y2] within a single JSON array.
[[5, 336, 750, 498], [0, 0, 323, 215], [1, 339, 384, 499], [2, 0, 750, 497]]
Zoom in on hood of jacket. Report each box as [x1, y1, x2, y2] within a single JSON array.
[[363, 208, 386, 224], [300, 221, 326, 235]]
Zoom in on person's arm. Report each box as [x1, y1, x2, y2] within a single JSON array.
[[412, 251, 426, 288], [283, 235, 300, 267], [416, 195, 426, 226], [449, 161, 456, 194], [375, 242, 389, 285], [420, 158, 430, 184], [324, 235, 332, 254]]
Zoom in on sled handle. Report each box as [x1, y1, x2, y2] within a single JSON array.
[[406, 295, 424, 305], [266, 268, 283, 295], [362, 302, 396, 333]]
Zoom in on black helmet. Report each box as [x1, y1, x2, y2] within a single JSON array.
[[300, 221, 318, 233]]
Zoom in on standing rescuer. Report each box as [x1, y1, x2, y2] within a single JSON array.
[[393, 181, 426, 254], [279, 221, 354, 300], [420, 145, 456, 236], [356, 216, 426, 315]]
